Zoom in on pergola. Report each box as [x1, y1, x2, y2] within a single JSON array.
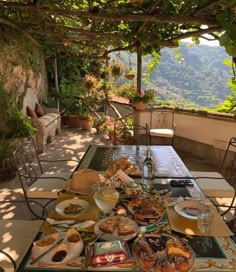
[[0, 0, 236, 93]]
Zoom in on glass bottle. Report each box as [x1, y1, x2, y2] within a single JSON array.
[[142, 147, 155, 191]]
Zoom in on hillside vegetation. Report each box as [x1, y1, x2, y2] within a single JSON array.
[[118, 44, 232, 109]]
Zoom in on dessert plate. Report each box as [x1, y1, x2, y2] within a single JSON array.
[[94, 216, 139, 241], [174, 200, 207, 220], [132, 234, 195, 272], [127, 197, 166, 225], [55, 199, 90, 217]]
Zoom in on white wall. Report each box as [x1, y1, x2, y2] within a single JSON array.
[[134, 108, 236, 151]]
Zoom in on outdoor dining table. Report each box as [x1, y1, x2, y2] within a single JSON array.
[[17, 145, 236, 272]]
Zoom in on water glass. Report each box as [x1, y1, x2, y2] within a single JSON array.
[[88, 183, 100, 200], [197, 208, 214, 233]]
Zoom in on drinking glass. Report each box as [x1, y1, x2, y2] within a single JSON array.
[[93, 183, 119, 216], [88, 183, 101, 200], [197, 208, 214, 233]]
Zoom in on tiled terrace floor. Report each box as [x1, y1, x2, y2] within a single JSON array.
[[0, 127, 235, 221]]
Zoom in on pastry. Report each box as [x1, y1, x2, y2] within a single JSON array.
[[155, 260, 175, 272], [171, 255, 190, 271], [133, 239, 156, 270], [166, 239, 191, 259], [145, 235, 171, 253], [105, 157, 134, 178], [118, 218, 135, 236], [99, 217, 118, 234]]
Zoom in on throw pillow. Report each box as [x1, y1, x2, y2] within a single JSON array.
[[26, 106, 38, 119], [35, 103, 45, 117]]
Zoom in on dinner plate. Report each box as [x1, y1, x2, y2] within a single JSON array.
[[31, 231, 83, 265], [127, 197, 166, 225], [132, 234, 195, 272], [94, 216, 139, 241], [55, 199, 90, 217], [174, 200, 207, 220]]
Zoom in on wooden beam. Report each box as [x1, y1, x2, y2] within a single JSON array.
[[136, 41, 142, 95], [0, 3, 217, 26]]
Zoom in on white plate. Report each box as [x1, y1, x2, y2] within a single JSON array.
[[94, 216, 139, 241], [174, 200, 207, 220], [55, 199, 90, 217], [31, 232, 83, 265]]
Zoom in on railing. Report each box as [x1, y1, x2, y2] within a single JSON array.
[[134, 106, 236, 169]]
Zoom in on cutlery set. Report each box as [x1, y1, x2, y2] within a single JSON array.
[[47, 219, 96, 232]]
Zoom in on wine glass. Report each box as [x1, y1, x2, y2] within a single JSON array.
[[93, 183, 119, 217]]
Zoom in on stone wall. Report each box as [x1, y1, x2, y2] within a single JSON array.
[[0, 30, 48, 114]]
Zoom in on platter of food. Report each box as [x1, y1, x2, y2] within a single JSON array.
[[31, 229, 83, 265], [127, 197, 166, 225], [105, 157, 141, 178], [132, 234, 195, 272], [174, 200, 207, 220], [55, 199, 90, 217], [94, 216, 139, 241]]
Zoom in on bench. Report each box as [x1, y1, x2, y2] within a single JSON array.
[[22, 93, 61, 153]]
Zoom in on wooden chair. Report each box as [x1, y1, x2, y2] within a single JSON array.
[[12, 137, 79, 219], [149, 108, 175, 145]]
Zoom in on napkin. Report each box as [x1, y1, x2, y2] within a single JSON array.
[[164, 197, 233, 237]]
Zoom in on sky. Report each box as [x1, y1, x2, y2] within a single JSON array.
[[183, 35, 220, 47]]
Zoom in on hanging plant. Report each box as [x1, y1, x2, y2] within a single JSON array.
[[109, 61, 125, 78], [125, 69, 136, 80], [84, 74, 98, 90]]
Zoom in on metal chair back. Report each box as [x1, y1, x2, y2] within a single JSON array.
[[13, 137, 43, 187], [150, 109, 175, 130]]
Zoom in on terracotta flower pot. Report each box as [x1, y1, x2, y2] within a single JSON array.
[[135, 102, 146, 111], [67, 115, 81, 128], [80, 118, 93, 131]]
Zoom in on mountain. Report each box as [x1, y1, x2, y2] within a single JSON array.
[[118, 44, 233, 108]]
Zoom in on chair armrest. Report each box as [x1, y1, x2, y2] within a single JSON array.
[[40, 159, 79, 164], [0, 249, 17, 271], [21, 174, 68, 182], [31, 118, 44, 135]]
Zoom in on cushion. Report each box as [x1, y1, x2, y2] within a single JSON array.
[[26, 106, 37, 119], [27, 172, 72, 199], [150, 128, 174, 138], [35, 103, 45, 117], [191, 171, 235, 198]]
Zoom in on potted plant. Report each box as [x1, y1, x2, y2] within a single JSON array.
[[79, 111, 94, 131], [65, 101, 82, 128], [129, 89, 156, 110], [93, 115, 107, 134]]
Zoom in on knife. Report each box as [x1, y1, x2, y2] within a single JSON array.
[[30, 238, 64, 265], [47, 218, 76, 225]]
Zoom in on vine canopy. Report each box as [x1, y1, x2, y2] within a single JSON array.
[[0, 0, 236, 60]]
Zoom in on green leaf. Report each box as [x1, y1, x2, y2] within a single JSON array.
[[223, 58, 232, 67]]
